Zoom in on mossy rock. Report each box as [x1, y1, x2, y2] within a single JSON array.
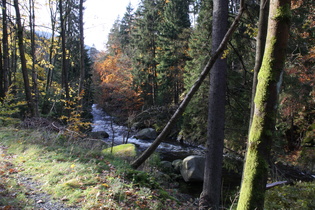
[[102, 144, 137, 158]]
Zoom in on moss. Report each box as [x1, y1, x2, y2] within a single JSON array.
[[274, 3, 291, 23], [102, 143, 137, 158]]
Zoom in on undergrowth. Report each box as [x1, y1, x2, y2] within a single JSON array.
[[265, 181, 315, 209], [0, 126, 191, 209], [2, 126, 314, 209]]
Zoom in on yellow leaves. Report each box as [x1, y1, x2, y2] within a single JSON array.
[[102, 183, 110, 188], [221, 49, 230, 59], [244, 23, 258, 38]]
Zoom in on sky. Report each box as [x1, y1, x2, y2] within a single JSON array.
[[35, 0, 140, 51], [84, 0, 141, 51]]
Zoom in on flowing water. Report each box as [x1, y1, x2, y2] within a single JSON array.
[[91, 104, 205, 161]]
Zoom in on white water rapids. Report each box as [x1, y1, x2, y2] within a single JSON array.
[[91, 104, 204, 160]]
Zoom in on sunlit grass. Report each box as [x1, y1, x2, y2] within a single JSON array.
[[0, 126, 180, 209]]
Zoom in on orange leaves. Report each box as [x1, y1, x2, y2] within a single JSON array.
[[291, 0, 303, 9], [93, 48, 143, 114], [287, 47, 315, 87]]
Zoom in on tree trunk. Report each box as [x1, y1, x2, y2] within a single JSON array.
[[46, 0, 57, 91], [199, 0, 228, 208], [249, 0, 270, 128], [29, 0, 39, 117], [78, 0, 85, 102], [59, 0, 70, 103], [131, 3, 245, 169], [0, 42, 3, 99], [14, 0, 36, 117], [1, 0, 9, 99], [237, 0, 291, 209]]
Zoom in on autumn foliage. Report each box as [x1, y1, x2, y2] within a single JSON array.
[[275, 0, 315, 152], [93, 50, 143, 117]]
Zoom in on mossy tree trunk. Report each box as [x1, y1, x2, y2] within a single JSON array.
[[249, 0, 269, 128], [237, 0, 291, 209]]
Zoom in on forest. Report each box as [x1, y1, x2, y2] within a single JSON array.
[[0, 0, 314, 209]]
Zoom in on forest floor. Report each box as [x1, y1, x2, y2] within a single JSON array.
[[0, 126, 197, 209], [1, 125, 315, 210]]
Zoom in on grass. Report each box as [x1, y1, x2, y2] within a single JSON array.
[[0, 126, 186, 209], [2, 125, 314, 209]]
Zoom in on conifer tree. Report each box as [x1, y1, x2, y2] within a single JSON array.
[[120, 3, 134, 56], [181, 0, 212, 143], [156, 0, 191, 105], [131, 0, 163, 106]]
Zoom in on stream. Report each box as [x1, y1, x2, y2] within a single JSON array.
[[91, 104, 245, 200], [91, 104, 205, 161]]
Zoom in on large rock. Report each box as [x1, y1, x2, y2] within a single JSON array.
[[102, 143, 137, 158], [180, 155, 205, 182], [90, 131, 109, 139], [134, 128, 157, 140]]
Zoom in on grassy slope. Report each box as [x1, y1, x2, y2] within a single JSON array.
[[0, 126, 193, 209], [1, 126, 314, 209]]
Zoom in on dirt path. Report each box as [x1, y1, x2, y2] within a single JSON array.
[[0, 145, 77, 210]]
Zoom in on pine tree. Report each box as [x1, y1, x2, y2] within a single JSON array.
[[130, 0, 163, 106], [181, 0, 212, 143], [120, 3, 134, 56], [156, 0, 191, 105]]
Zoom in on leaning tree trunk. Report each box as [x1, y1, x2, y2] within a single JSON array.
[[199, 0, 228, 208], [14, 0, 36, 117], [237, 0, 291, 209], [131, 3, 245, 169]]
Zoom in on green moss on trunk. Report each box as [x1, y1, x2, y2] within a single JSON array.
[[237, 0, 291, 209]]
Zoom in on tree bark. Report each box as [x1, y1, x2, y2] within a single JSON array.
[[1, 0, 9, 99], [46, 0, 57, 91], [199, 0, 228, 208], [29, 0, 39, 117], [249, 0, 270, 128], [131, 2, 245, 169], [0, 42, 3, 100], [78, 0, 85, 101], [237, 0, 291, 209], [14, 0, 36, 117], [59, 0, 70, 103]]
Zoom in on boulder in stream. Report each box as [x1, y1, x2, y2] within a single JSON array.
[[134, 128, 157, 140], [181, 155, 205, 182], [90, 131, 109, 139]]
